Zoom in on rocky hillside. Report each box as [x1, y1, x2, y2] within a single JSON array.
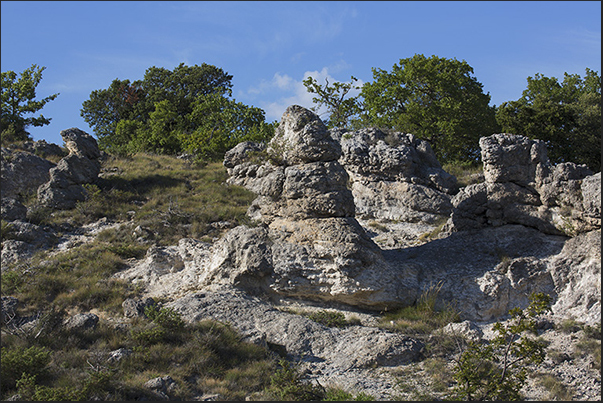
[[1, 106, 600, 400]]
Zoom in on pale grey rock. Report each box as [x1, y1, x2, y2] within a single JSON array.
[[64, 312, 99, 331], [1, 148, 55, 200], [114, 238, 213, 299], [144, 375, 176, 393], [1, 198, 27, 221], [37, 128, 101, 209], [19, 139, 66, 158], [479, 133, 550, 185], [445, 133, 600, 235], [581, 172, 601, 218], [267, 105, 341, 164], [107, 347, 132, 363], [441, 320, 484, 342], [337, 128, 456, 224], [1, 220, 57, 266], [61, 127, 101, 160], [549, 229, 601, 324], [384, 224, 568, 322], [223, 141, 264, 168], [122, 297, 156, 318], [168, 289, 423, 368]]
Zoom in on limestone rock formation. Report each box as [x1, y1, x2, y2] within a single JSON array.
[[169, 289, 423, 367], [444, 133, 600, 235], [124, 110, 599, 324], [1, 147, 56, 202], [37, 128, 102, 209], [337, 127, 457, 224], [220, 105, 417, 309]]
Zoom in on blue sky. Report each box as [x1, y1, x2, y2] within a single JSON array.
[[2, 1, 601, 146]]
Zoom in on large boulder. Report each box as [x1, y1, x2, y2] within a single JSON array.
[[1, 147, 56, 201], [37, 128, 101, 209], [445, 133, 600, 235], [219, 106, 417, 309], [337, 128, 456, 224]]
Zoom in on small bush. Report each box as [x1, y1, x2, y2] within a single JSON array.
[[1, 270, 24, 294], [535, 373, 574, 401], [450, 292, 552, 401], [0, 345, 52, 392], [307, 310, 349, 328], [144, 305, 185, 330], [263, 359, 325, 401], [380, 281, 460, 334]]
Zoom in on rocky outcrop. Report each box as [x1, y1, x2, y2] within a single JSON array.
[[1, 148, 56, 203], [444, 133, 600, 235], [37, 128, 101, 209], [167, 288, 423, 399], [336, 128, 457, 224], [18, 139, 66, 159], [218, 106, 417, 309], [120, 110, 600, 324], [1, 220, 57, 267]]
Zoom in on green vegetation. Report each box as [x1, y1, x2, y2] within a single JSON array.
[[26, 153, 257, 245], [1, 303, 277, 401], [442, 160, 483, 189], [450, 292, 552, 401], [306, 310, 361, 328], [80, 63, 275, 159], [360, 54, 500, 163], [259, 359, 374, 401], [302, 75, 363, 129], [1, 64, 59, 145], [379, 281, 460, 334], [496, 68, 601, 171]]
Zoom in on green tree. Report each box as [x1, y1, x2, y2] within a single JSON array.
[[80, 78, 144, 150], [302, 75, 363, 129], [451, 292, 552, 401], [1, 64, 59, 144], [182, 93, 275, 161], [496, 69, 601, 171], [80, 63, 272, 159], [361, 54, 500, 163]]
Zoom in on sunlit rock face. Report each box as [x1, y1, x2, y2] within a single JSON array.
[[37, 128, 101, 210], [220, 105, 417, 309], [444, 133, 600, 235]]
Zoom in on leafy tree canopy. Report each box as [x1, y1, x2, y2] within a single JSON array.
[[1, 64, 59, 145], [360, 54, 500, 163], [80, 63, 274, 159], [302, 75, 363, 129], [496, 68, 601, 171]]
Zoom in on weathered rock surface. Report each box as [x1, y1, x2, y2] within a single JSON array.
[[37, 128, 101, 209], [337, 128, 457, 224], [1, 147, 56, 201], [444, 133, 600, 235], [167, 288, 423, 399], [1, 220, 57, 267], [18, 139, 66, 159], [221, 105, 415, 309], [121, 108, 600, 326]]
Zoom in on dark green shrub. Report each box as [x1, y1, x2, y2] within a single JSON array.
[[144, 305, 184, 330], [307, 310, 349, 328], [450, 292, 552, 401], [1, 345, 51, 392], [263, 359, 325, 401]]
